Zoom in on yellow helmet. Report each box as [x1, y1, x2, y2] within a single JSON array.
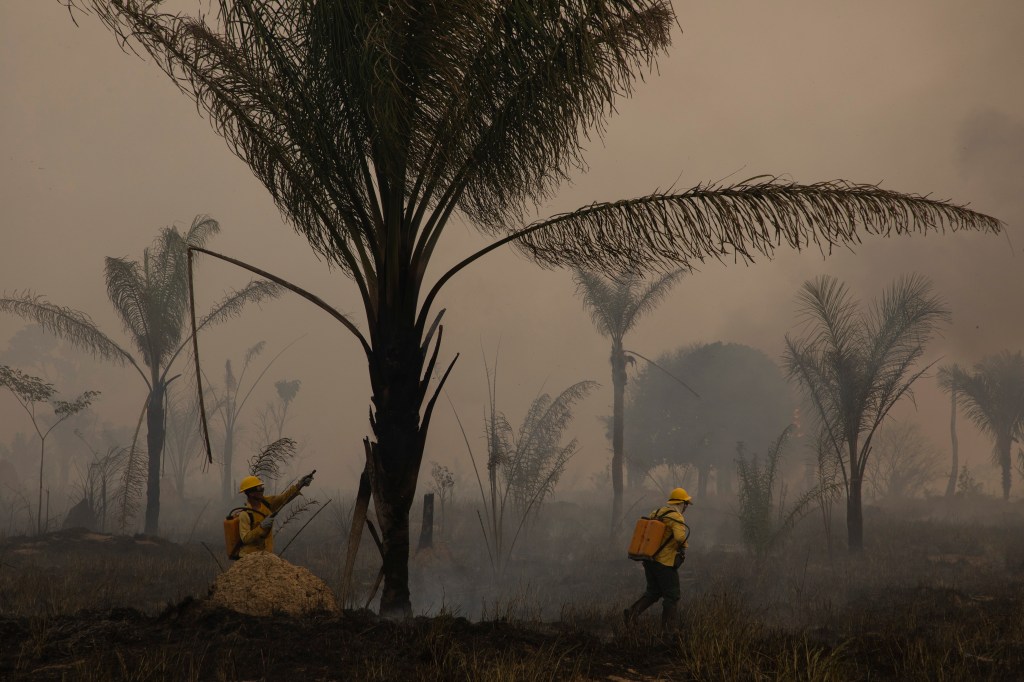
[[239, 475, 264, 494], [668, 487, 693, 505]]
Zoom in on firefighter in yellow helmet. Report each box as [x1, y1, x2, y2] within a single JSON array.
[[623, 487, 692, 632], [237, 472, 314, 556]]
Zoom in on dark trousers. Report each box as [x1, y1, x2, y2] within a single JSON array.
[[642, 560, 680, 605]]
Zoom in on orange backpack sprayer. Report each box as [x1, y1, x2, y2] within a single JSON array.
[[627, 509, 689, 561], [223, 507, 267, 560]]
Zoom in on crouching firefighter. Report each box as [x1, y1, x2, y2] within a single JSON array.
[[235, 472, 315, 557], [624, 487, 692, 633]]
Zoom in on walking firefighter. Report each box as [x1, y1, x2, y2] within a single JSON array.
[[624, 487, 692, 633]]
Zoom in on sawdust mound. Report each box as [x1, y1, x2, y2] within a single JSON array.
[[206, 551, 339, 617]]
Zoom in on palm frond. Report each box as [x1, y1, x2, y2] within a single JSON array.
[[184, 215, 220, 247], [198, 279, 282, 330], [624, 268, 688, 333], [114, 444, 146, 534], [248, 437, 297, 481], [572, 269, 621, 338], [516, 179, 1000, 273], [104, 256, 158, 365], [0, 291, 138, 370]]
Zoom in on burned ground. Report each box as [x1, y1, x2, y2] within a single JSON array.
[[3, 503, 1024, 680]]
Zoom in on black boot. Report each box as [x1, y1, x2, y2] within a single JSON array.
[[661, 600, 679, 634], [623, 595, 658, 626]]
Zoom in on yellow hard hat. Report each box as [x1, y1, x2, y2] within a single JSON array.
[[239, 475, 264, 494], [668, 487, 693, 505]]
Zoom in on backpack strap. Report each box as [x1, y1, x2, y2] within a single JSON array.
[[228, 506, 269, 559], [649, 508, 678, 558]]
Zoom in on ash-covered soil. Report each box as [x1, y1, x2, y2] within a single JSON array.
[[1, 600, 681, 681], [4, 526, 1024, 680]]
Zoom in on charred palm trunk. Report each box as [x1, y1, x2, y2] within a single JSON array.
[[144, 380, 166, 535], [366, 304, 427, 618], [846, 474, 864, 551], [945, 385, 958, 498], [610, 339, 627, 535], [847, 438, 864, 551], [998, 433, 1012, 500]]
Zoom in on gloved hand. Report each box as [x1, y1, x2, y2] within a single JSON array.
[[259, 515, 274, 531], [299, 473, 315, 488]]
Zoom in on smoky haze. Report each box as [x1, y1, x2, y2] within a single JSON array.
[[1, 1, 1022, 506]]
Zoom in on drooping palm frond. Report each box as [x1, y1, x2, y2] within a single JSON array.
[[248, 437, 297, 482], [197, 279, 282, 330], [516, 179, 1001, 273], [0, 292, 143, 378]]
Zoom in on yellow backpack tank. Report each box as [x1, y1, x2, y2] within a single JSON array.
[[223, 507, 253, 560]]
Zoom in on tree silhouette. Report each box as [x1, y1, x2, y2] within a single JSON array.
[[626, 342, 793, 496], [0, 365, 98, 534], [63, 0, 999, 615], [939, 352, 1024, 500], [573, 268, 685, 534], [0, 218, 279, 534], [784, 274, 949, 551]]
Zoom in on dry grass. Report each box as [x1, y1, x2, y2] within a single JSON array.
[[2, 497, 1024, 679]]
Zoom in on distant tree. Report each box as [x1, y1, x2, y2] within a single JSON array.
[[63, 0, 999, 616], [429, 462, 456, 536], [206, 340, 296, 501], [162, 383, 204, 500], [0, 365, 98, 534], [0, 218, 280, 534], [625, 342, 793, 497], [863, 420, 940, 501], [257, 379, 302, 445], [573, 268, 686, 535], [939, 352, 1024, 500], [784, 274, 949, 551]]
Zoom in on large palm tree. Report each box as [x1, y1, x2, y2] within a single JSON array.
[[63, 1, 998, 615], [939, 352, 1024, 500], [573, 269, 684, 533], [0, 218, 279, 534], [784, 274, 950, 551]]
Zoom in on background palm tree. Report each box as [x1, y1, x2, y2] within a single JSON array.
[[0, 217, 279, 534], [64, 0, 998, 615], [573, 268, 685, 534], [784, 274, 949, 551], [939, 352, 1024, 500]]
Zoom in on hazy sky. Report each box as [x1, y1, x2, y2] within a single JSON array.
[[2, 2, 1022, 499]]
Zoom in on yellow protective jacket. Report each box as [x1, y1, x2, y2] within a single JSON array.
[[649, 505, 689, 568], [238, 482, 301, 556]]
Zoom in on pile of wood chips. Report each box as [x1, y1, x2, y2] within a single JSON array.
[[206, 551, 339, 616]]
